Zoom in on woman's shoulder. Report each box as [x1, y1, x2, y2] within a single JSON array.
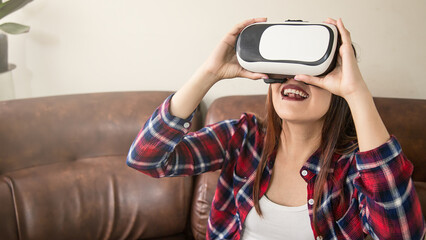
[[215, 112, 265, 144], [201, 112, 265, 143], [235, 112, 266, 132], [210, 112, 263, 129]]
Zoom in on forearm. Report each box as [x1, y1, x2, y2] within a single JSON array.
[[170, 67, 219, 119], [344, 83, 390, 152], [170, 18, 269, 119], [353, 137, 425, 239], [127, 95, 240, 177]]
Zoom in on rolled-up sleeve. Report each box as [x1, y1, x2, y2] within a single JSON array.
[[127, 94, 240, 178], [354, 136, 425, 239]]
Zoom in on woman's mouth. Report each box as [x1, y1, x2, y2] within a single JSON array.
[[281, 85, 309, 101]]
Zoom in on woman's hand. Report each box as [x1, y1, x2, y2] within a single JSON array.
[[170, 18, 268, 119], [201, 18, 269, 83], [296, 18, 390, 152], [294, 18, 369, 101]]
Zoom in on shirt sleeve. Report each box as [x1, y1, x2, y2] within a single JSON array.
[[126, 94, 240, 178], [353, 136, 425, 239]]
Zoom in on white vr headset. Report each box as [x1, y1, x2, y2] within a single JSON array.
[[235, 20, 339, 83]]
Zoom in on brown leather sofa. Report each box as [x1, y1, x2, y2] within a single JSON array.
[[0, 91, 424, 239]]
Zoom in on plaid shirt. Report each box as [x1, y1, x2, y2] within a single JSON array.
[[127, 95, 425, 240]]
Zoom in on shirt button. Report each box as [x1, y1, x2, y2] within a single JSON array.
[[316, 236, 323, 240], [301, 170, 308, 176], [308, 199, 314, 205], [183, 122, 190, 129]]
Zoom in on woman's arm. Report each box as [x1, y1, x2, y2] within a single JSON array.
[[295, 18, 425, 239], [170, 18, 268, 119], [352, 137, 425, 239], [327, 19, 390, 152], [127, 96, 252, 177], [295, 18, 389, 152], [127, 18, 268, 177]]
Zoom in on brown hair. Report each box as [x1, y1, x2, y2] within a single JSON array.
[[253, 86, 357, 235]]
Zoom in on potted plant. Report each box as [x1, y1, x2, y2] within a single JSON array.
[[0, 0, 32, 100]]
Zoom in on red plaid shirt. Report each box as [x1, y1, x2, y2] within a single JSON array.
[[127, 95, 425, 240]]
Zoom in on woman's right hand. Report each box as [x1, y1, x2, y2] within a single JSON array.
[[201, 18, 269, 82]]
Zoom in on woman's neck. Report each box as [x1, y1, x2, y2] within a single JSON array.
[[278, 120, 323, 166]]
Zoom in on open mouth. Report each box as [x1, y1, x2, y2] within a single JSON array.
[[281, 85, 309, 101]]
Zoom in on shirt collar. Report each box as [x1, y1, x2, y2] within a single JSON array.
[[303, 150, 321, 174], [266, 147, 339, 182]]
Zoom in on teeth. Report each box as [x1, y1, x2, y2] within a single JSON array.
[[283, 88, 308, 98]]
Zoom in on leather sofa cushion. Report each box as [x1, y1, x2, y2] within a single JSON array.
[[190, 171, 220, 240], [0, 91, 203, 240], [0, 178, 18, 240], [0, 91, 178, 174], [1, 156, 192, 240]]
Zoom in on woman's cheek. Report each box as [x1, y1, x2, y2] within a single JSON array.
[[313, 90, 333, 117]]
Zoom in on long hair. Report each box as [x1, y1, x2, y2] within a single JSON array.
[[253, 86, 357, 235]]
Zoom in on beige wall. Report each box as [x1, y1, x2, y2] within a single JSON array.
[[7, 0, 426, 106]]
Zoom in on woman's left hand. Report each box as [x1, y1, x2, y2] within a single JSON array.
[[297, 18, 391, 152], [294, 18, 369, 100]]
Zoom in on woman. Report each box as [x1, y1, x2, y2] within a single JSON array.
[[127, 18, 424, 239]]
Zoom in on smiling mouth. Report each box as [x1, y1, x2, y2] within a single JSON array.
[[281, 88, 309, 100]]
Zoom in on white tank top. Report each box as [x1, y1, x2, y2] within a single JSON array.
[[241, 195, 315, 240]]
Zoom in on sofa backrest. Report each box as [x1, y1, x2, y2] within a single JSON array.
[[190, 95, 426, 239], [0, 91, 201, 240]]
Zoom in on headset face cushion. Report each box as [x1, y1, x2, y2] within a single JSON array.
[[236, 22, 339, 77]]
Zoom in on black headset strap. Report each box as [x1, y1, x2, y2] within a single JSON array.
[[263, 78, 288, 84], [263, 78, 312, 86]]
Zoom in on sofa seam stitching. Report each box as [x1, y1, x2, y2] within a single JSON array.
[[4, 176, 22, 240]]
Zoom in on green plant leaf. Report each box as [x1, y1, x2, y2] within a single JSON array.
[[0, 0, 33, 20], [0, 22, 29, 34]]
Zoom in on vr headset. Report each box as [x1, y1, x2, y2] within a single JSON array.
[[235, 20, 339, 83]]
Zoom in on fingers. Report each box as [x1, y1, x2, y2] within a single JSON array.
[[324, 18, 351, 44], [239, 69, 268, 80], [294, 74, 324, 88], [324, 18, 355, 61], [336, 18, 352, 45], [229, 17, 267, 36], [324, 18, 337, 25], [253, 17, 268, 23]]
